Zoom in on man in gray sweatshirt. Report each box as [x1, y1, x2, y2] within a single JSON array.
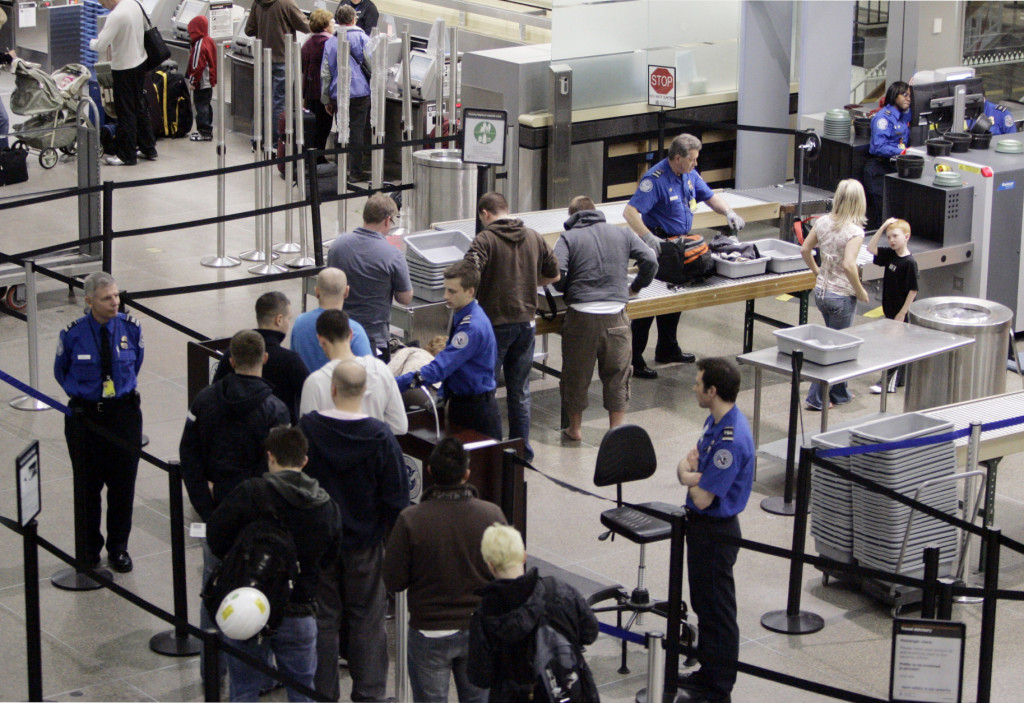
[[554, 195, 658, 440]]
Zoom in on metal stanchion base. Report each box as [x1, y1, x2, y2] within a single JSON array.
[[150, 629, 203, 656], [321, 238, 335, 248], [952, 579, 984, 604], [272, 242, 302, 253], [142, 434, 150, 447], [238, 250, 279, 262], [200, 256, 241, 268], [10, 395, 50, 411], [760, 609, 824, 634], [637, 687, 705, 703], [51, 566, 111, 591], [248, 262, 289, 275], [285, 256, 316, 268], [760, 496, 796, 516]]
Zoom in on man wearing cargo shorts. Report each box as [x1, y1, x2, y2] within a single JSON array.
[[553, 195, 658, 440]]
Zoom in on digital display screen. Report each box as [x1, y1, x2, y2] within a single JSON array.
[[409, 53, 433, 84], [177, 0, 205, 25]]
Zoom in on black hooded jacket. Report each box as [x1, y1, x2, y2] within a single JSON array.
[[468, 568, 599, 701], [179, 373, 291, 521]]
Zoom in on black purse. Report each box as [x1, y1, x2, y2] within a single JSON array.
[[0, 144, 29, 186], [136, 1, 171, 72]]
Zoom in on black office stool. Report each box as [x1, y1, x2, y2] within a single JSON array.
[[588, 424, 696, 674]]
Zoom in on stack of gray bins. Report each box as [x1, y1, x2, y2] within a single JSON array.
[[404, 230, 473, 302], [810, 429, 856, 564], [849, 413, 959, 578]]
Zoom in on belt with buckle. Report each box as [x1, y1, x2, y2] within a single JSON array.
[[71, 391, 138, 413]]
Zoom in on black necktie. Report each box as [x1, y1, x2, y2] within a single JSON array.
[[100, 326, 113, 381]]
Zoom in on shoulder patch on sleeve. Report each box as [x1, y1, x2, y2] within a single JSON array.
[[876, 117, 888, 131], [451, 331, 469, 349], [1006, 113, 1015, 128], [713, 449, 733, 470], [639, 179, 654, 193]]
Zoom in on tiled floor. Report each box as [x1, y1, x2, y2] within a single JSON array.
[[3, 80, 1024, 702]]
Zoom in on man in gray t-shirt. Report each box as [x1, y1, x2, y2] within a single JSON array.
[[327, 194, 413, 357]]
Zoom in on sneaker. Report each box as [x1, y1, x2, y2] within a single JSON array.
[[104, 155, 126, 166], [869, 384, 883, 395], [189, 132, 212, 142]]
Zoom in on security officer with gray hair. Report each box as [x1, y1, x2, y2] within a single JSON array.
[[623, 133, 744, 379], [54, 272, 144, 573], [675, 357, 753, 703]]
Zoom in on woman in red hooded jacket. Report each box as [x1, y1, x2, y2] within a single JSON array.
[[186, 15, 217, 141]]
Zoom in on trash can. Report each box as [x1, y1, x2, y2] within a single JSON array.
[[904, 297, 1013, 411], [411, 149, 492, 232]]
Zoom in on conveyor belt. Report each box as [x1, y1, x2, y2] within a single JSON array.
[[925, 391, 1024, 463]]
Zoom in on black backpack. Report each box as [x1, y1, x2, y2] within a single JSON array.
[[202, 481, 299, 637], [656, 233, 715, 286], [530, 608, 598, 702], [146, 68, 192, 138]]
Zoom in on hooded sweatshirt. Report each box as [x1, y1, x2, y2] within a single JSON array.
[[299, 411, 408, 550], [179, 373, 291, 521], [207, 470, 343, 612], [186, 15, 216, 90], [244, 0, 310, 63], [466, 217, 559, 326]]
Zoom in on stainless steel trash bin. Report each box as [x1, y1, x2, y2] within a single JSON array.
[[904, 297, 1013, 411], [411, 149, 493, 232]]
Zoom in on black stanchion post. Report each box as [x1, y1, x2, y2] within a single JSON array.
[[976, 527, 1000, 703], [52, 407, 111, 590], [658, 109, 665, 158], [662, 510, 685, 702], [500, 448, 517, 527], [202, 629, 222, 702], [150, 460, 202, 656], [474, 165, 489, 235], [101, 180, 114, 273], [761, 446, 824, 634], [762, 350, 803, 516], [23, 519, 44, 702], [305, 150, 324, 267], [920, 546, 940, 619], [938, 578, 954, 621]]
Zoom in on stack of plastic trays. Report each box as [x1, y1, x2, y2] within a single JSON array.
[[810, 429, 856, 563], [404, 230, 473, 302], [849, 413, 958, 579]]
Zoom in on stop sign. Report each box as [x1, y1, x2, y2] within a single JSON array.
[[650, 67, 674, 95]]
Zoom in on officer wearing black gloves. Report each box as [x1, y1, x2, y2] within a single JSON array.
[[675, 357, 754, 703], [396, 260, 500, 440], [624, 133, 744, 379], [54, 272, 144, 573]]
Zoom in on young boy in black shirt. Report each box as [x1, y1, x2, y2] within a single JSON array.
[[867, 217, 919, 393]]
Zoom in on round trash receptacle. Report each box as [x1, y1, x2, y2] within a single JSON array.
[[904, 297, 1013, 411], [412, 149, 490, 232]]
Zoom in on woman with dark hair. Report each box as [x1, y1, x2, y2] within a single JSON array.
[[863, 80, 911, 229], [301, 8, 335, 155]]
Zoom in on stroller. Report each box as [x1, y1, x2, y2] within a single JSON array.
[[9, 58, 93, 169]]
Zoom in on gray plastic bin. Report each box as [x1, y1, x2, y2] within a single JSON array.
[[712, 254, 769, 278], [749, 238, 809, 273], [774, 324, 864, 365]]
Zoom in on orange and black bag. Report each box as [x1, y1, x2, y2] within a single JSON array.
[[655, 233, 714, 285]]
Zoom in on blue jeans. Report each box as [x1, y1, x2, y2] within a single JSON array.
[[226, 615, 318, 702], [806, 291, 857, 409], [493, 322, 535, 459], [407, 628, 488, 703], [271, 62, 286, 142]]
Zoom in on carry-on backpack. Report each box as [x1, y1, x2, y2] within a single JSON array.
[[656, 233, 715, 285], [146, 68, 192, 138]]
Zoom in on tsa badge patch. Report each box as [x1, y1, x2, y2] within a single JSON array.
[[1006, 113, 1015, 129], [639, 179, 654, 193], [713, 449, 733, 470], [452, 331, 469, 349], [876, 118, 888, 131]]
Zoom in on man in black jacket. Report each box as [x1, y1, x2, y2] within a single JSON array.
[[300, 360, 408, 702], [207, 426, 342, 702], [213, 291, 309, 423]]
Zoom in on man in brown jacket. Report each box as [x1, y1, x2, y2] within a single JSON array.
[[244, 0, 309, 142], [466, 192, 559, 462], [383, 438, 506, 702]]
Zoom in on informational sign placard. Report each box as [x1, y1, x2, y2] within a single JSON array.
[[890, 619, 965, 703], [648, 65, 676, 108], [208, 2, 233, 40], [462, 108, 507, 166], [16, 441, 41, 527], [19, 2, 37, 29]]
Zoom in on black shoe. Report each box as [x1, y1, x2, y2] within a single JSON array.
[[82, 553, 101, 569], [633, 363, 659, 379], [655, 348, 696, 364], [137, 149, 158, 161], [348, 170, 370, 181], [108, 550, 133, 573], [674, 683, 731, 703]]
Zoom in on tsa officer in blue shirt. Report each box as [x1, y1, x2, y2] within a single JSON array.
[[396, 260, 501, 440], [623, 133, 745, 380], [54, 272, 144, 573], [970, 99, 1017, 135], [675, 357, 754, 703], [865, 81, 912, 229]]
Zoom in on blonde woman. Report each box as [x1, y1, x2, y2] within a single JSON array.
[[800, 179, 870, 410]]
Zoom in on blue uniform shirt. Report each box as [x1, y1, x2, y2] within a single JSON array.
[[627, 157, 714, 237], [396, 299, 497, 397], [969, 100, 1017, 135], [687, 404, 754, 518], [55, 312, 144, 401], [869, 104, 910, 158]]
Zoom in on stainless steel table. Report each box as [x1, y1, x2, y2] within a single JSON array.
[[738, 319, 975, 451]]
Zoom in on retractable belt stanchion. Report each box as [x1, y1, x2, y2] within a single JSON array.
[[23, 519, 44, 701], [370, 32, 386, 189], [333, 36, 351, 240], [288, 39, 315, 268], [202, 42, 240, 269], [276, 40, 300, 254], [447, 27, 458, 146], [394, 591, 410, 702], [761, 445, 824, 634], [10, 261, 50, 411], [762, 350, 803, 515], [150, 460, 202, 656], [202, 629, 222, 702], [399, 27, 415, 231], [240, 39, 269, 262], [637, 631, 665, 703], [977, 527, 1001, 703], [251, 47, 287, 275], [920, 546, 941, 619], [955, 422, 985, 603]]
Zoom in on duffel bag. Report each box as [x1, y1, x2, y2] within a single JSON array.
[[656, 233, 714, 285]]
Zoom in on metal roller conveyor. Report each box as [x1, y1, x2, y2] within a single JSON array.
[[925, 391, 1024, 464]]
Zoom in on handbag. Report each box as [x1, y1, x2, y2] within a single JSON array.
[[0, 144, 30, 186], [136, 1, 171, 72]]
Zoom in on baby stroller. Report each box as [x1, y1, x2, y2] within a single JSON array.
[[9, 58, 93, 169]]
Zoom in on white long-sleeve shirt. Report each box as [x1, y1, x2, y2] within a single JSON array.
[[300, 355, 409, 435], [90, 0, 147, 70]]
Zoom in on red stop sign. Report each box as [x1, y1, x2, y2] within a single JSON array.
[[650, 67, 674, 95]]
